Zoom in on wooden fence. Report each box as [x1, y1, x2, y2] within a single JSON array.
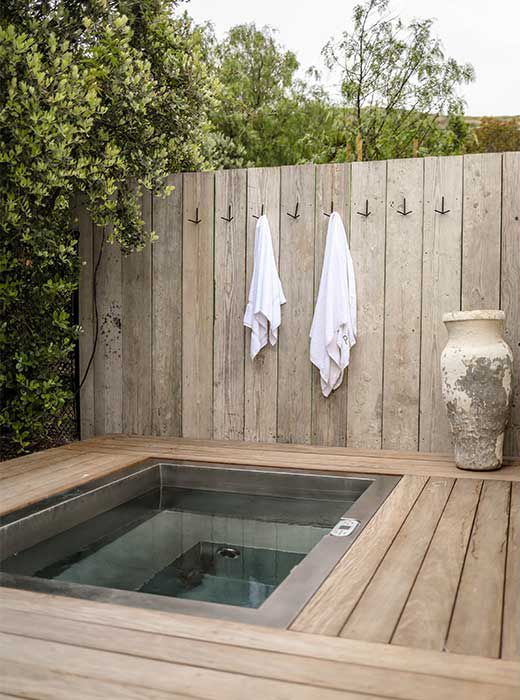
[[78, 152, 520, 456]]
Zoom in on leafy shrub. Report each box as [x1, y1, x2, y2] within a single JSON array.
[[0, 1, 211, 455]]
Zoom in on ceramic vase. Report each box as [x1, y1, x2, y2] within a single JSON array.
[[441, 310, 513, 471]]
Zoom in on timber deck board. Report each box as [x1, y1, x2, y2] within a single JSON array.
[[1, 436, 519, 699]]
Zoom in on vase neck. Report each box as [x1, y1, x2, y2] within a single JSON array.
[[445, 318, 504, 343]]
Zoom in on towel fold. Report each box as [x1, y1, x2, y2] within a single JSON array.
[[244, 214, 286, 359], [310, 212, 357, 397]]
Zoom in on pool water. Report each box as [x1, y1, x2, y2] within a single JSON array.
[[140, 541, 305, 608], [3, 486, 349, 608]]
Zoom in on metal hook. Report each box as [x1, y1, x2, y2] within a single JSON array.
[[188, 207, 201, 224], [252, 204, 265, 220], [221, 204, 233, 222], [397, 198, 412, 216], [434, 196, 450, 215], [357, 199, 371, 218], [287, 201, 300, 220], [323, 200, 334, 217]]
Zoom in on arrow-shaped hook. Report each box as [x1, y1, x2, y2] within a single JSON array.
[[324, 200, 334, 217], [188, 207, 201, 224], [287, 201, 300, 220], [397, 198, 412, 216], [434, 196, 450, 215], [357, 199, 371, 218], [221, 204, 233, 222], [252, 204, 265, 220]]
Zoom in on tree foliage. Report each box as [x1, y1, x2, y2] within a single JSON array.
[[205, 5, 476, 167], [322, 0, 475, 160], [0, 1, 211, 454], [206, 24, 334, 168], [466, 117, 520, 153]]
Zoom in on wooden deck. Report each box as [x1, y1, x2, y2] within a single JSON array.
[[1, 435, 519, 699]]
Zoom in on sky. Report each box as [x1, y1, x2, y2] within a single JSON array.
[[185, 0, 520, 116]]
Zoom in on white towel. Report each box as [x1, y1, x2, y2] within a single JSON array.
[[244, 214, 286, 359], [310, 212, 357, 397]]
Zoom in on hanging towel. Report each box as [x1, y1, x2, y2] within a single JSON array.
[[310, 212, 357, 397], [244, 214, 286, 359]]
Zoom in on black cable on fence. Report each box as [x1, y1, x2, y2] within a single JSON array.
[[78, 227, 105, 391]]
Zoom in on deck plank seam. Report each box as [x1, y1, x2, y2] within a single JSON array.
[[499, 481, 513, 658], [441, 478, 485, 653], [5, 587, 518, 687], [1, 611, 517, 700], [336, 477, 431, 638], [0, 600, 446, 681], [0, 642, 210, 700], [0, 627, 396, 700], [56, 436, 520, 467], [388, 478, 457, 645]]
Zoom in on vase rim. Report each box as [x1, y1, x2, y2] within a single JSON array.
[[443, 310, 505, 323]]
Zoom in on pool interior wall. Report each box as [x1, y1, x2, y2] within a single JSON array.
[[0, 460, 399, 626]]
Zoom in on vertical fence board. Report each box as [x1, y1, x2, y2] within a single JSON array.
[[419, 156, 463, 452], [77, 205, 95, 438], [213, 169, 247, 440], [122, 191, 153, 434], [278, 165, 315, 443], [152, 175, 183, 437], [244, 167, 281, 442], [502, 152, 520, 456], [312, 164, 350, 446], [347, 161, 387, 449], [93, 225, 123, 434], [383, 159, 424, 450], [462, 153, 502, 310], [182, 172, 215, 438]]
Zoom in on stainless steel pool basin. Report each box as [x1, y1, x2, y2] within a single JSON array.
[[0, 459, 399, 627]]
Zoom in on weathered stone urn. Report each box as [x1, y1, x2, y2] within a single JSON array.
[[441, 310, 513, 471]]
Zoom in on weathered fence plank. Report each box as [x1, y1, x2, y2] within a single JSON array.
[[383, 158, 424, 450], [182, 172, 215, 439], [122, 191, 153, 434], [462, 153, 502, 310], [244, 167, 281, 442], [94, 224, 123, 435], [502, 152, 520, 456], [278, 164, 315, 444], [420, 156, 463, 452], [347, 160, 387, 449], [77, 205, 95, 439], [213, 169, 247, 440], [152, 174, 183, 437], [312, 163, 351, 446]]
